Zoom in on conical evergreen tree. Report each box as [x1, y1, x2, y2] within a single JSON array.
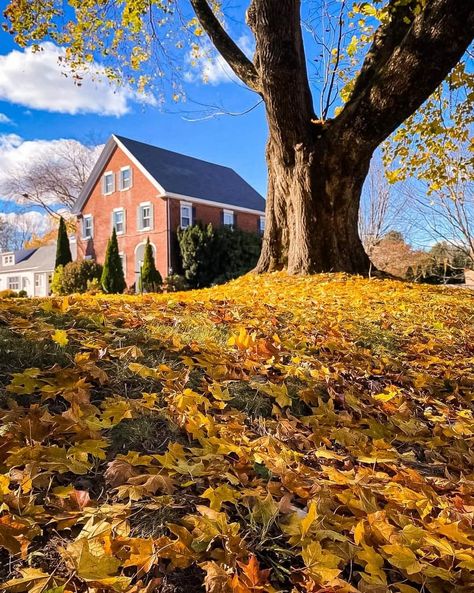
[[55, 217, 72, 269], [101, 228, 126, 293], [140, 238, 162, 293]]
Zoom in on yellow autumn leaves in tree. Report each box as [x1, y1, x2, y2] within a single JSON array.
[[0, 272, 473, 593]]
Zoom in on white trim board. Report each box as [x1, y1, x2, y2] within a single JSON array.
[[164, 192, 265, 216]]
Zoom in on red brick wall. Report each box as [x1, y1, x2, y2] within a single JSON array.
[[76, 144, 264, 288], [168, 199, 262, 233]]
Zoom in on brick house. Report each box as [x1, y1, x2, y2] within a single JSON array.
[[72, 135, 266, 289]]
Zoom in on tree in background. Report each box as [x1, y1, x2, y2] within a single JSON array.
[[55, 217, 72, 269], [178, 224, 215, 288], [101, 229, 126, 294], [359, 159, 409, 261], [139, 238, 163, 293], [370, 231, 429, 280], [178, 224, 261, 288], [1, 140, 99, 215], [5, 1, 473, 275]]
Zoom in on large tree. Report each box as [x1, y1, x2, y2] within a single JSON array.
[[4, 1, 474, 274]]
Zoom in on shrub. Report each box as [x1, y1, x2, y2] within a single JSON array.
[[18, 290, 27, 298], [177, 223, 261, 288], [0, 289, 17, 299], [55, 216, 73, 268], [164, 274, 188, 292], [139, 238, 163, 293], [51, 260, 102, 295], [51, 265, 64, 295], [101, 229, 126, 294]]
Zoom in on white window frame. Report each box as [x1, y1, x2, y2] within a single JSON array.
[[138, 202, 153, 231], [180, 202, 192, 229], [112, 207, 126, 235], [119, 166, 133, 191], [82, 214, 93, 240], [3, 254, 14, 266], [119, 252, 126, 275], [223, 209, 234, 227], [102, 171, 115, 195], [259, 216, 265, 234], [8, 276, 20, 290]]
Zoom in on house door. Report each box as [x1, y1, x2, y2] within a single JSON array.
[[134, 242, 156, 292]]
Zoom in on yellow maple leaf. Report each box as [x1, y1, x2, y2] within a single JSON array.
[[201, 484, 238, 511], [52, 329, 68, 347]]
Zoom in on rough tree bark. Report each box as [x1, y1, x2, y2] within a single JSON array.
[[190, 0, 474, 274]]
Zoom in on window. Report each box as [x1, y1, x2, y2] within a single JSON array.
[[119, 253, 126, 274], [8, 277, 19, 290], [259, 216, 265, 234], [223, 209, 234, 227], [103, 171, 114, 195], [180, 203, 192, 228], [138, 203, 152, 231], [82, 215, 93, 239], [35, 275, 42, 288], [3, 254, 14, 265], [113, 209, 125, 234], [120, 166, 132, 191]]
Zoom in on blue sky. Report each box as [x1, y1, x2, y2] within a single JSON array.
[[0, 22, 269, 201]]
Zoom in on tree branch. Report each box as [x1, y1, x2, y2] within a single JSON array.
[[335, 0, 474, 149], [189, 0, 261, 92]]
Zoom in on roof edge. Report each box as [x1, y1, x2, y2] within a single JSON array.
[[164, 192, 265, 216]]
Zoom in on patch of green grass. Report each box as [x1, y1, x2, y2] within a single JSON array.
[[108, 411, 186, 455], [228, 381, 273, 418], [352, 321, 403, 356]]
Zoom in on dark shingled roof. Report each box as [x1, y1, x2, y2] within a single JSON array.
[[115, 135, 266, 212], [14, 248, 37, 264]]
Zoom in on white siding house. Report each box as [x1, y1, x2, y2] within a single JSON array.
[[0, 243, 75, 297]]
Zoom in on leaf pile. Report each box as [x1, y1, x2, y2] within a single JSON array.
[[0, 273, 473, 593]]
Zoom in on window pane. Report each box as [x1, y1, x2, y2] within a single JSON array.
[[223, 211, 234, 226], [8, 277, 19, 290], [141, 206, 150, 228], [121, 168, 131, 189], [104, 173, 113, 193], [181, 205, 191, 228], [114, 210, 124, 233]]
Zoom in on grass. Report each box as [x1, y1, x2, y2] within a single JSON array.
[[0, 273, 473, 593]]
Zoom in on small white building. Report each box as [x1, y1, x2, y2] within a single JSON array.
[[0, 244, 57, 297]]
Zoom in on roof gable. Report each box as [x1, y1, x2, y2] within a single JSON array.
[[72, 135, 266, 214]]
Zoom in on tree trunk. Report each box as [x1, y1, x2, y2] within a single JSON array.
[[255, 128, 372, 275]]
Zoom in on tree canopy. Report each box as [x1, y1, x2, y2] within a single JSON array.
[[4, 1, 473, 274]]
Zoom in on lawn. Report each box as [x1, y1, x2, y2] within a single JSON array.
[[0, 273, 473, 593]]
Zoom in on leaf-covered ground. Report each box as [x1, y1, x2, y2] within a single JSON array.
[[1, 273, 473, 593]]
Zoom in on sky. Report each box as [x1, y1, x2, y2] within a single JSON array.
[[0, 14, 269, 237]]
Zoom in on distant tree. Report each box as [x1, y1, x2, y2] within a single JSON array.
[[139, 238, 162, 293], [55, 217, 72, 268], [1, 140, 99, 215], [370, 231, 429, 279], [101, 229, 126, 294], [359, 159, 409, 259], [0, 218, 20, 252]]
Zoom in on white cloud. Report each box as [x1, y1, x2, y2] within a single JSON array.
[[0, 113, 12, 124], [185, 35, 254, 86], [0, 209, 52, 235], [0, 42, 155, 116]]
